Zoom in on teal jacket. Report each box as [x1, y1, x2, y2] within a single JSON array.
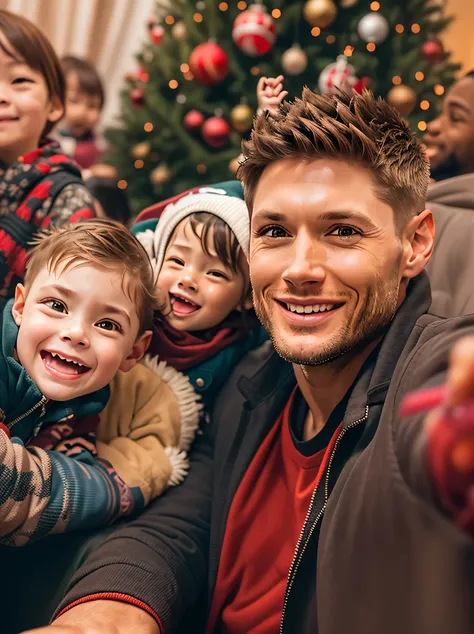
[[0, 301, 142, 546], [186, 326, 268, 412]]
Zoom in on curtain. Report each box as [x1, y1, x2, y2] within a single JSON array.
[[0, 0, 159, 127]]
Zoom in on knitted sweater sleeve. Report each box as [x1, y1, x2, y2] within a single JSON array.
[[45, 183, 96, 227], [0, 420, 140, 546]]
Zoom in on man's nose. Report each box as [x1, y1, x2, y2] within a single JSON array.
[[282, 235, 327, 288]]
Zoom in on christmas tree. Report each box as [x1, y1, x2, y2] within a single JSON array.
[[105, 0, 460, 214]]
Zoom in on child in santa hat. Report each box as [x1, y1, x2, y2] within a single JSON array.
[[132, 181, 268, 423]]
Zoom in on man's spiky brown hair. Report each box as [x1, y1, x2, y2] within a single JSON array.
[[239, 88, 430, 228]]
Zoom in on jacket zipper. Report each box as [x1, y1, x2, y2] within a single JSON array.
[[7, 395, 48, 429], [279, 406, 369, 634]]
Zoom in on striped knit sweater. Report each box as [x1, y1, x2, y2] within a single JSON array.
[[0, 301, 141, 546]]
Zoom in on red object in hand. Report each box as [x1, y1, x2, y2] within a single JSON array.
[[399, 385, 446, 417]]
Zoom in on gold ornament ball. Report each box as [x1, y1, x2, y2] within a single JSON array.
[[281, 45, 308, 76], [131, 141, 151, 160], [230, 104, 253, 133], [151, 165, 171, 186], [172, 21, 187, 41], [387, 85, 417, 116], [303, 0, 337, 29]]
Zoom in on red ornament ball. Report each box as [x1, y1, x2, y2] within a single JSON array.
[[137, 65, 149, 83], [201, 116, 230, 148], [189, 43, 229, 85], [421, 40, 444, 63], [184, 109, 205, 130], [232, 4, 276, 56], [150, 25, 165, 45], [352, 76, 371, 94], [130, 88, 145, 107]]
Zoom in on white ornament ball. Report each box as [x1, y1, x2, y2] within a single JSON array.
[[172, 21, 187, 41], [232, 4, 276, 57], [281, 45, 308, 76], [318, 55, 357, 95], [357, 12, 389, 44]]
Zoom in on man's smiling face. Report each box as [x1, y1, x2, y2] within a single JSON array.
[[249, 158, 407, 366]]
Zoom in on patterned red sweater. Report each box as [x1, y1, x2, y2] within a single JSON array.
[[0, 142, 95, 301]]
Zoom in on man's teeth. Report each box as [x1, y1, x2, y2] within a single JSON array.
[[50, 352, 86, 368], [286, 303, 336, 314]]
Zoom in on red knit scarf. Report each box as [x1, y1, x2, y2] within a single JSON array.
[[149, 311, 260, 370]]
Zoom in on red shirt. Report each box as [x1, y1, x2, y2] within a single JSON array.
[[206, 388, 342, 634]]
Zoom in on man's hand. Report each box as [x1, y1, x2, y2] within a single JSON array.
[[426, 337, 474, 535], [21, 600, 161, 634], [256, 75, 288, 113]]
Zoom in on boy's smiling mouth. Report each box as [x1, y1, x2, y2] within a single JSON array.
[[170, 293, 201, 317], [40, 350, 91, 379]]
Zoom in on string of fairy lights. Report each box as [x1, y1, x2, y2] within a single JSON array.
[[115, 0, 449, 192]]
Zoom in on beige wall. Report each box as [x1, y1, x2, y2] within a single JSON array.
[[443, 0, 474, 73]]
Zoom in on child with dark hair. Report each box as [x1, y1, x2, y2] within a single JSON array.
[[133, 181, 268, 414], [84, 170, 132, 226], [55, 55, 107, 170], [0, 11, 96, 302]]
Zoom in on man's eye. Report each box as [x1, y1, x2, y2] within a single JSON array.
[[260, 226, 289, 238], [96, 320, 121, 332], [329, 226, 361, 239], [44, 299, 66, 313]]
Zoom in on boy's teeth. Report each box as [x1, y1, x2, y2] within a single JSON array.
[[50, 352, 85, 368], [286, 303, 335, 314]]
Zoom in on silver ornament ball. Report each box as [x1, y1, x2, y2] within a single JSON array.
[[357, 12, 389, 44]]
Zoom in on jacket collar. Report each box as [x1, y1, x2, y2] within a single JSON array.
[[1, 300, 109, 423], [239, 271, 432, 415]]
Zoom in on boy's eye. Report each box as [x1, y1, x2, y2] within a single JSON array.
[[168, 256, 184, 266], [44, 299, 67, 313], [12, 77, 33, 84], [95, 320, 121, 333], [208, 270, 229, 280]]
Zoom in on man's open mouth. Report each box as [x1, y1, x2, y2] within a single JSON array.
[[40, 351, 91, 377], [281, 302, 344, 315], [170, 294, 201, 316]]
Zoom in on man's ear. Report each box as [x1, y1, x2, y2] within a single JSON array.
[[119, 330, 152, 373], [47, 95, 64, 124], [12, 284, 26, 327], [400, 209, 435, 281]]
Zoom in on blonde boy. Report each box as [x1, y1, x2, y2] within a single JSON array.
[[0, 220, 198, 545]]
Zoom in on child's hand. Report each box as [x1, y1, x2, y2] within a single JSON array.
[[257, 75, 288, 113]]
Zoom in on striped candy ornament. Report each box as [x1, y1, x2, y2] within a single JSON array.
[[189, 42, 229, 85], [232, 4, 276, 57]]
